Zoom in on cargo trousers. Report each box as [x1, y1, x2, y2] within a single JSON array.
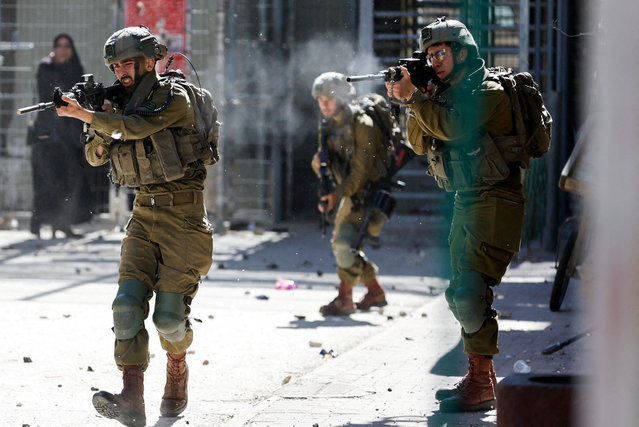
[[448, 187, 525, 355], [114, 192, 213, 370]]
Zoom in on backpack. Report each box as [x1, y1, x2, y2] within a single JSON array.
[[489, 67, 552, 168], [355, 93, 414, 176], [161, 69, 221, 165]]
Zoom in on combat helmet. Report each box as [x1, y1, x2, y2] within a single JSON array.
[[311, 72, 355, 104], [103, 25, 167, 70], [419, 16, 478, 58]]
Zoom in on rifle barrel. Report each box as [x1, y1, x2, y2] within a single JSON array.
[[16, 102, 54, 115], [346, 72, 387, 83]]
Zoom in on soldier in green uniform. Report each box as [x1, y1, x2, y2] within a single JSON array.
[[56, 26, 215, 426], [386, 17, 526, 412], [311, 72, 393, 316]]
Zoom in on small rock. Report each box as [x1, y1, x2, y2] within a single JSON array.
[[255, 295, 269, 300], [499, 309, 512, 319], [87, 366, 94, 372], [266, 262, 278, 269], [399, 311, 407, 317], [421, 312, 428, 318], [294, 315, 306, 320], [208, 314, 215, 319], [203, 360, 209, 365], [281, 375, 292, 385], [308, 341, 322, 348], [23, 357, 32, 363], [316, 270, 323, 277], [91, 387, 99, 391]]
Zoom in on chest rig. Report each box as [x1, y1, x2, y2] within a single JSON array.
[[108, 72, 204, 187]]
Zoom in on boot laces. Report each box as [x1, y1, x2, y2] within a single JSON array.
[[166, 354, 186, 393]]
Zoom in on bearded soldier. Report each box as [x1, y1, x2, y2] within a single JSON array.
[[387, 17, 528, 412], [311, 72, 393, 316], [57, 26, 217, 426]]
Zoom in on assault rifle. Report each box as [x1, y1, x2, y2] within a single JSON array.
[[16, 74, 122, 115], [317, 117, 333, 237], [350, 142, 415, 251], [347, 51, 439, 90]]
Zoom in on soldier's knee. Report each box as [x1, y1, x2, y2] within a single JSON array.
[[112, 279, 148, 340], [450, 270, 491, 334], [152, 292, 188, 343], [333, 223, 358, 269]]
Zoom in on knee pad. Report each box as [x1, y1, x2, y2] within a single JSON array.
[[452, 270, 489, 334], [112, 279, 148, 340], [152, 292, 188, 343], [444, 286, 459, 320], [333, 222, 358, 269]]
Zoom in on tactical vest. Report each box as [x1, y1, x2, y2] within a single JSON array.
[[108, 73, 215, 188], [424, 66, 514, 192]]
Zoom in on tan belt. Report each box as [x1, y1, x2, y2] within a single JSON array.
[[135, 191, 203, 207]]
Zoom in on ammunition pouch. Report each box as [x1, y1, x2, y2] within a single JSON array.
[[368, 189, 396, 223], [427, 134, 511, 192], [109, 128, 211, 187]]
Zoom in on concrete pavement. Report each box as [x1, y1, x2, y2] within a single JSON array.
[[0, 218, 587, 426]]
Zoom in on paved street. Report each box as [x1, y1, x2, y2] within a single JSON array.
[[0, 218, 587, 426]]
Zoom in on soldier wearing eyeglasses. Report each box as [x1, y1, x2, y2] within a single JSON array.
[[387, 17, 527, 413]]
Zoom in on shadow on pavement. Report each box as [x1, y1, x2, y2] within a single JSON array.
[[430, 339, 466, 377], [427, 410, 494, 427]]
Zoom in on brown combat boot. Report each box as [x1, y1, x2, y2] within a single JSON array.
[[356, 278, 388, 310], [439, 353, 496, 412], [319, 280, 355, 316], [435, 354, 498, 400], [160, 351, 189, 417], [92, 365, 146, 427]]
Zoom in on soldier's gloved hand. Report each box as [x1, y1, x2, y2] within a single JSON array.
[[318, 193, 337, 213]]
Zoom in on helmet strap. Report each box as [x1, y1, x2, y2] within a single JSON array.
[[328, 103, 345, 120], [442, 46, 468, 84]]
